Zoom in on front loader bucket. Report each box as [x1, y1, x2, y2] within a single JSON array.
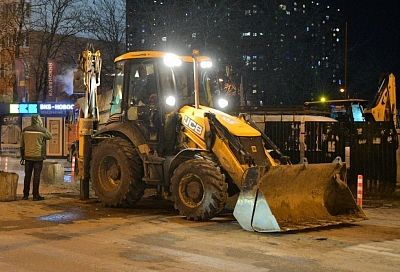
[[233, 163, 366, 232]]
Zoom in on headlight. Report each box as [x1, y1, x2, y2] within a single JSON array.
[[163, 53, 182, 67], [200, 60, 212, 69], [217, 98, 229, 109], [165, 95, 176, 106]]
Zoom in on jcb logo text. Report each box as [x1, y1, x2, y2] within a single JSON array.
[[183, 116, 203, 135]]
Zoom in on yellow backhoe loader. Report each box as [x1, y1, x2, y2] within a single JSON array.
[[77, 47, 366, 232]]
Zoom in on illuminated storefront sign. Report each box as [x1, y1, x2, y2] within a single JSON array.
[[6, 103, 74, 115], [39, 104, 74, 110], [9, 104, 38, 114], [39, 103, 74, 115]]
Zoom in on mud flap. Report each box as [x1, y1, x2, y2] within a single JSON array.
[[233, 167, 280, 232]]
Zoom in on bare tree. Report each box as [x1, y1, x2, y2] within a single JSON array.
[[30, 0, 84, 101], [0, 0, 31, 102], [80, 0, 125, 87], [84, 0, 125, 59]]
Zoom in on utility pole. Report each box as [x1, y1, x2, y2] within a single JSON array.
[[344, 22, 348, 99]]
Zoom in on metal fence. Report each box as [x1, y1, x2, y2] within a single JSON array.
[[261, 118, 397, 197], [347, 122, 397, 196]]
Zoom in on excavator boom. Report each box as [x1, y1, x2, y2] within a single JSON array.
[[364, 73, 397, 127]]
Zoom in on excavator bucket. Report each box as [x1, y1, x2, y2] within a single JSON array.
[[233, 163, 366, 232]]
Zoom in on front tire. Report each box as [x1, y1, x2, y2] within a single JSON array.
[[91, 138, 145, 207], [171, 158, 227, 221]]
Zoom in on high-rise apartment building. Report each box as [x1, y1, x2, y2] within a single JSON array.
[[126, 0, 345, 105]]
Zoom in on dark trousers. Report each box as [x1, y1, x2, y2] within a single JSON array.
[[23, 160, 44, 197]]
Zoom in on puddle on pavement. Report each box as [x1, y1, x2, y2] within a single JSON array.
[[38, 210, 85, 224]]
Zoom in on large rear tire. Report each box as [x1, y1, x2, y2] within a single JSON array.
[[171, 158, 227, 221], [91, 138, 145, 207]]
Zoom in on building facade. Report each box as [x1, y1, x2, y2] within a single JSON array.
[[126, 0, 345, 105], [0, 0, 31, 103]]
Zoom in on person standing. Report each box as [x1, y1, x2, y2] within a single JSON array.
[[20, 115, 52, 201]]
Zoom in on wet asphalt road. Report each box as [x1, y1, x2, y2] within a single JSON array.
[[0, 157, 400, 271], [0, 193, 399, 272]]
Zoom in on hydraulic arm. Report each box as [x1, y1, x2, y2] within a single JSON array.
[[77, 45, 102, 199]]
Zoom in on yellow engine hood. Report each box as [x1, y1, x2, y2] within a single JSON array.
[[179, 105, 261, 137]]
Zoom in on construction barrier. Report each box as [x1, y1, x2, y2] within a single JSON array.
[[357, 175, 363, 207], [0, 171, 19, 201]]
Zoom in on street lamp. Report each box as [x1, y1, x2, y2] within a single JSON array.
[[339, 87, 347, 99]]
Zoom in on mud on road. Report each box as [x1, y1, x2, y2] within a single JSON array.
[[0, 193, 399, 272]]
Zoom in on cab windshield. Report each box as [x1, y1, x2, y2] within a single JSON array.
[[158, 61, 213, 108], [109, 58, 217, 116]]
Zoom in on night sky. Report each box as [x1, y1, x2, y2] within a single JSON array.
[[336, 0, 400, 100]]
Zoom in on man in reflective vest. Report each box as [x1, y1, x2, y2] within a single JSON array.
[[20, 115, 52, 201]]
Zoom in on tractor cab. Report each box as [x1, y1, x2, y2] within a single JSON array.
[[107, 51, 219, 152]]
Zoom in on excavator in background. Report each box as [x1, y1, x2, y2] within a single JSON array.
[[364, 73, 397, 127], [304, 73, 397, 128], [76, 47, 365, 232]]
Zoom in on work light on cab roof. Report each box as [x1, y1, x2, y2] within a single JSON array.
[[163, 53, 182, 67]]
